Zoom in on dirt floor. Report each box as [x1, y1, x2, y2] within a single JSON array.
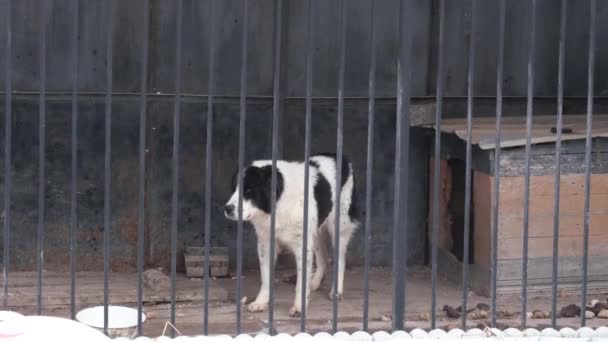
[[5, 266, 608, 337]]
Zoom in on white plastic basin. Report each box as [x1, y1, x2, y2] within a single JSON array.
[[76, 305, 146, 337]]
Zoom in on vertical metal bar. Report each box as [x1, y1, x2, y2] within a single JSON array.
[[581, 0, 596, 328], [392, 0, 413, 331], [170, 0, 183, 336], [103, 0, 115, 334], [362, 0, 376, 332], [521, 0, 536, 330], [490, 0, 506, 327], [430, 0, 445, 330], [461, 0, 476, 329], [69, 0, 80, 321], [551, 0, 567, 328], [300, 0, 314, 332], [136, 0, 149, 336], [203, 0, 217, 335], [2, 0, 12, 310], [332, 0, 347, 332], [36, 0, 49, 316], [236, 0, 248, 335], [268, 0, 283, 334]]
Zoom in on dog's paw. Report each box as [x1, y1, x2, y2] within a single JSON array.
[[288, 306, 301, 318], [247, 301, 268, 313], [327, 290, 343, 301]]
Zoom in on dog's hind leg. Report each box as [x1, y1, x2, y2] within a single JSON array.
[[327, 221, 355, 301], [310, 225, 328, 291]]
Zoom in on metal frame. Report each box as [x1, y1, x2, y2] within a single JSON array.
[[0, 0, 601, 336]]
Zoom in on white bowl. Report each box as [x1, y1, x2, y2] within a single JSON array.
[[76, 305, 146, 338]]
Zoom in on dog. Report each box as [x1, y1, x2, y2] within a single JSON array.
[[224, 153, 359, 317]]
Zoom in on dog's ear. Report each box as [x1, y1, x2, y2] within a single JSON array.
[[259, 165, 284, 201]]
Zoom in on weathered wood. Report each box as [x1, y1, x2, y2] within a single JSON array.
[[499, 174, 608, 198], [473, 171, 492, 268], [498, 152, 608, 176], [496, 280, 608, 296], [499, 214, 608, 239], [497, 255, 608, 282], [498, 235, 608, 260], [435, 132, 493, 174], [3, 272, 228, 308], [500, 138, 608, 156], [428, 115, 608, 150], [428, 159, 453, 252], [498, 192, 608, 218], [435, 132, 608, 176]]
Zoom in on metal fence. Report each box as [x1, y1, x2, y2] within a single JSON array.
[[0, 0, 602, 338]]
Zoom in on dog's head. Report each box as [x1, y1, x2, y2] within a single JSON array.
[[224, 164, 282, 221]]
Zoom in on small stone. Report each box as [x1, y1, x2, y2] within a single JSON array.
[[477, 303, 490, 311], [443, 305, 460, 319], [380, 314, 392, 322], [592, 302, 608, 315], [143, 268, 170, 290], [418, 313, 430, 321], [455, 305, 475, 314], [469, 309, 488, 320], [531, 310, 550, 319], [597, 309, 608, 319], [586, 310, 595, 319], [497, 310, 517, 318], [560, 304, 581, 318]]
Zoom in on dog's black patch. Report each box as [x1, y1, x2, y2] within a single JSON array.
[[239, 165, 284, 214], [308, 160, 320, 168], [313, 152, 351, 187], [313, 171, 332, 227]]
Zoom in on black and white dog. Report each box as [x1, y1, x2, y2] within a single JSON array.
[[224, 153, 359, 317]]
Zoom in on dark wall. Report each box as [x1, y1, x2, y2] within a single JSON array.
[[0, 96, 429, 271], [1, 0, 607, 98], [0, 0, 606, 271]]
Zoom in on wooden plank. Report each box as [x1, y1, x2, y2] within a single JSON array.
[[498, 153, 608, 176], [473, 171, 491, 267], [499, 213, 608, 239], [498, 235, 608, 260], [498, 192, 608, 218], [500, 138, 608, 156], [427, 159, 453, 252], [497, 280, 608, 296], [497, 255, 608, 281], [499, 174, 608, 198], [3, 272, 229, 307], [478, 133, 608, 150], [429, 115, 608, 150]]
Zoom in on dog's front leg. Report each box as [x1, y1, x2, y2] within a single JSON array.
[[248, 238, 277, 313], [289, 245, 312, 317]]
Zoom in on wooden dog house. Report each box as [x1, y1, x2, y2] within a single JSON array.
[[426, 115, 608, 296]]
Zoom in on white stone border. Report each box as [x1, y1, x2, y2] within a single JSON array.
[[113, 327, 608, 342]]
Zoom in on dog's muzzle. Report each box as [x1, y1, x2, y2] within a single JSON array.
[[224, 204, 236, 219]]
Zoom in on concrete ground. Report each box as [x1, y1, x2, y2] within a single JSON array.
[[6, 266, 608, 337]]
